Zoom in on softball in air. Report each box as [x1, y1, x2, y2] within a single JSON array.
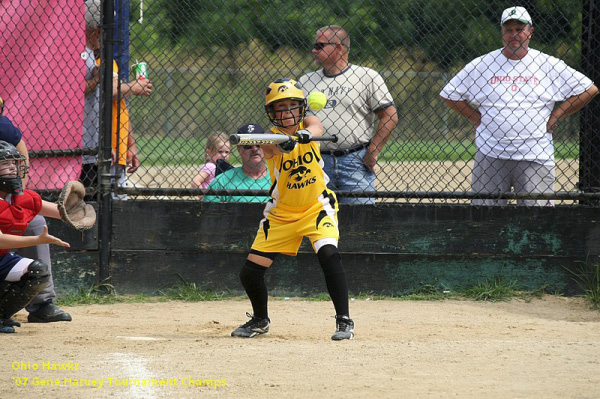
[[308, 91, 327, 110]]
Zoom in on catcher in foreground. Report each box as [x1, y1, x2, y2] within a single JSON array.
[[0, 140, 96, 333]]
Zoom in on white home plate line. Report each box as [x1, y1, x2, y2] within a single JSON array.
[[107, 352, 157, 399], [115, 336, 165, 341]]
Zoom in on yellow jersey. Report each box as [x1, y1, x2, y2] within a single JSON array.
[[267, 123, 330, 209]]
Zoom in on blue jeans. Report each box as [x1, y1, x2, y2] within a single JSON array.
[[322, 148, 375, 205]]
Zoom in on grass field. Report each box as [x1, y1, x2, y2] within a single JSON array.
[[137, 137, 580, 166]]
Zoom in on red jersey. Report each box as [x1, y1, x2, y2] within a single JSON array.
[[0, 190, 42, 256]]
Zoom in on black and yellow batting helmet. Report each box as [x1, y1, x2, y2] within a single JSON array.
[[264, 78, 307, 128]]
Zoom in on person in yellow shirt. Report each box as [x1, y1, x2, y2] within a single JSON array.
[[82, 0, 153, 199], [231, 78, 354, 341]]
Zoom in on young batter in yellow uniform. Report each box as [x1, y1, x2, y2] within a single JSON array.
[[231, 78, 354, 340]]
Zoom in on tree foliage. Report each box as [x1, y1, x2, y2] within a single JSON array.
[[129, 0, 585, 69]]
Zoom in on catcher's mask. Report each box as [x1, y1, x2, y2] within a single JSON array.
[[265, 78, 307, 128], [0, 140, 28, 195]]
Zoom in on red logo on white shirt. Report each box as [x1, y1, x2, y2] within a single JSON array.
[[489, 75, 539, 85]]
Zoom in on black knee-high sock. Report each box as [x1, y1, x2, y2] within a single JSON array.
[[239, 260, 269, 320], [317, 245, 349, 317]]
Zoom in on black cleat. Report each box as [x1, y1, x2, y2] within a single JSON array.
[[28, 303, 72, 323], [231, 312, 270, 338], [1, 317, 21, 333], [331, 315, 354, 340]]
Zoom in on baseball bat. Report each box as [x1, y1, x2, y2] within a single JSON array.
[[230, 133, 338, 146]]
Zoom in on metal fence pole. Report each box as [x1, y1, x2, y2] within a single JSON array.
[[579, 0, 600, 205], [98, 0, 116, 284]]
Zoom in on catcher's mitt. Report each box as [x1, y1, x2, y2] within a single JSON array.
[[57, 181, 96, 231]]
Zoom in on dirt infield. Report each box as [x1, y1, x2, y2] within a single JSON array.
[[3, 297, 600, 398]]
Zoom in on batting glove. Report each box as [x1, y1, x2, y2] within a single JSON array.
[[295, 129, 312, 144], [277, 138, 296, 153]]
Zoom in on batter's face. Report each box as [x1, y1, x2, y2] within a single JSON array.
[[501, 20, 533, 58], [206, 140, 231, 164], [272, 99, 302, 128], [0, 160, 17, 177]]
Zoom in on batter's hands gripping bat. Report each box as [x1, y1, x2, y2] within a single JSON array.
[[230, 133, 338, 146]]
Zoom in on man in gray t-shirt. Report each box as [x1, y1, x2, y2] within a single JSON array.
[[298, 25, 398, 204]]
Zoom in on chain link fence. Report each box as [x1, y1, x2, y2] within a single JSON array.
[[2, 1, 599, 206]]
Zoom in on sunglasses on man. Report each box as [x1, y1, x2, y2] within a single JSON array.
[[313, 42, 338, 51]]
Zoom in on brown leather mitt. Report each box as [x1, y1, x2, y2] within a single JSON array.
[[57, 181, 96, 231]]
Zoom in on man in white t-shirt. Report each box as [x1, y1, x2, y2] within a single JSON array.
[[298, 25, 398, 204], [440, 6, 598, 206]]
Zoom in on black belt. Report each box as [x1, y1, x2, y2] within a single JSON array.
[[321, 142, 370, 157]]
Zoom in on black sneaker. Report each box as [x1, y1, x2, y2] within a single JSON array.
[[28, 303, 72, 323], [231, 312, 270, 338], [331, 315, 354, 340], [1, 317, 21, 334]]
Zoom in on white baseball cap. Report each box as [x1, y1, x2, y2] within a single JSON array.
[[501, 6, 532, 26]]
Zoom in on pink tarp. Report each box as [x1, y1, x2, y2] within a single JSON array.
[[0, 0, 85, 190]]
